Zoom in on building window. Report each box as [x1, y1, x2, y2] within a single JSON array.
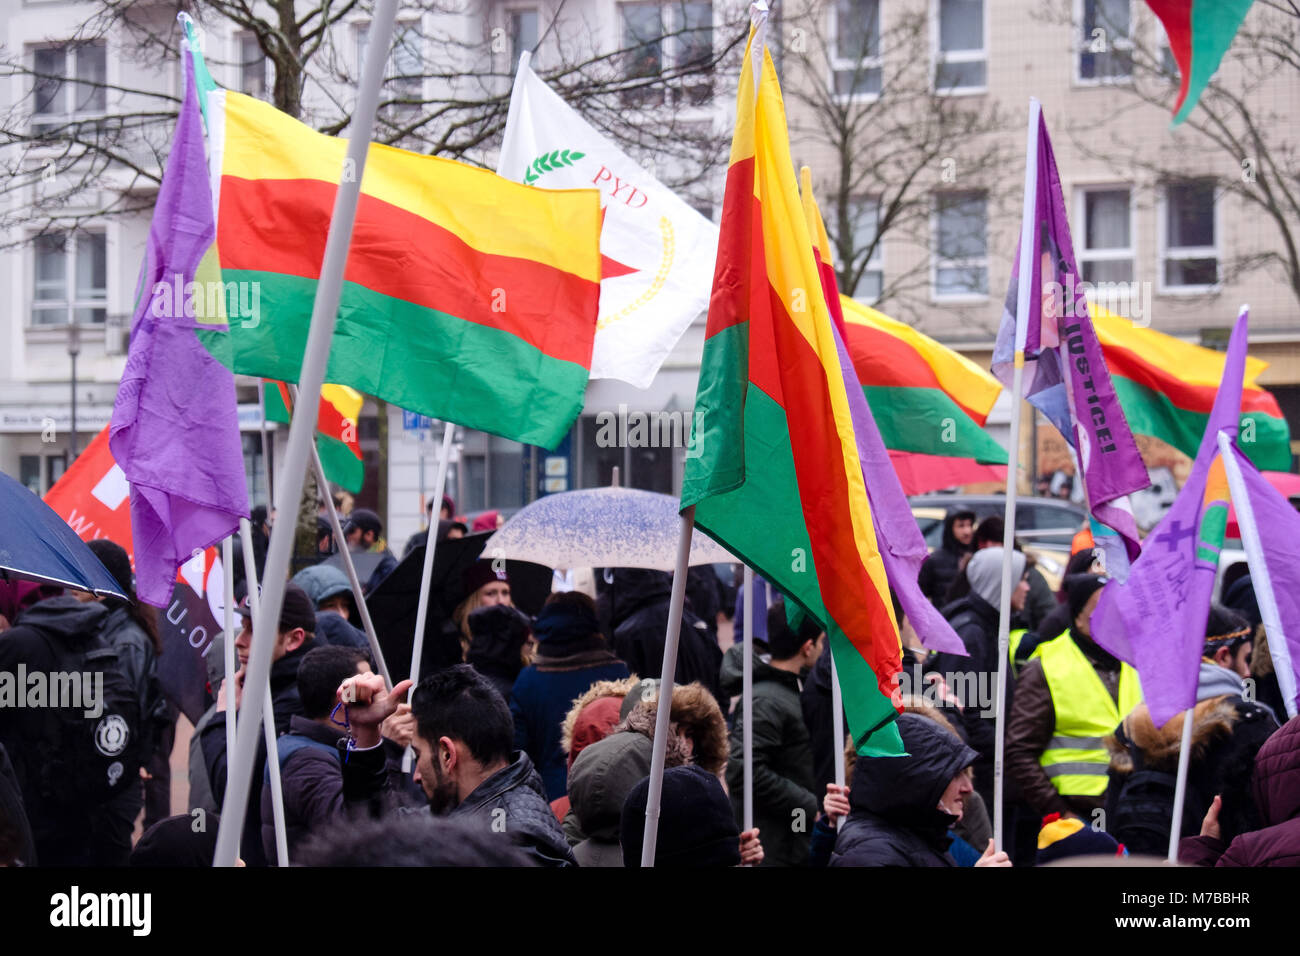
[[20, 456, 42, 495], [619, 2, 713, 107], [934, 0, 986, 93], [1077, 187, 1134, 283], [32, 232, 107, 327], [933, 191, 988, 298], [836, 197, 883, 303], [1077, 0, 1132, 83], [508, 7, 539, 71], [358, 21, 424, 104], [239, 34, 271, 100], [831, 0, 881, 98], [31, 41, 106, 135], [1161, 180, 1218, 291]]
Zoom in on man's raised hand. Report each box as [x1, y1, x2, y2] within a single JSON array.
[[336, 673, 414, 748]]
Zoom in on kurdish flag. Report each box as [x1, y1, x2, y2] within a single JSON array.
[[1092, 305, 1291, 472], [265, 382, 365, 493], [839, 297, 1007, 464], [199, 88, 602, 449], [1145, 1, 1256, 126], [682, 4, 903, 756]]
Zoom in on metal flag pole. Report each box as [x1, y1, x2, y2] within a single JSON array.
[[288, 383, 392, 688], [992, 95, 1042, 853], [742, 565, 754, 838], [641, 506, 695, 866], [212, 0, 400, 867], [1219, 428, 1299, 719], [257, 378, 274, 508], [239, 517, 290, 867], [402, 419, 456, 772], [832, 656, 846, 789], [221, 538, 237, 763], [1167, 704, 1196, 864]]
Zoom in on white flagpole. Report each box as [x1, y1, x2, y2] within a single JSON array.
[[832, 656, 846, 789], [641, 507, 695, 866], [993, 96, 1042, 853], [239, 518, 289, 867], [288, 383, 393, 689], [742, 565, 754, 836], [1167, 707, 1195, 863], [402, 419, 456, 772], [221, 538, 237, 762], [1219, 428, 1297, 717], [212, 0, 401, 867]]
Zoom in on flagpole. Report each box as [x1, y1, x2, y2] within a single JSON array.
[[402, 418, 456, 772], [641, 506, 695, 866], [1218, 427, 1297, 717], [221, 537, 237, 764], [289, 384, 393, 689], [742, 564, 754, 838], [993, 96, 1042, 853], [212, 0, 400, 867], [257, 379, 274, 509], [1166, 705, 1195, 863], [831, 656, 846, 789], [239, 517, 290, 867]]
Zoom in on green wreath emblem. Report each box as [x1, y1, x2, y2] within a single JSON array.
[[523, 148, 586, 184]]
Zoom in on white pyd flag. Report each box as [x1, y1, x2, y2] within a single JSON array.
[[498, 53, 719, 388]]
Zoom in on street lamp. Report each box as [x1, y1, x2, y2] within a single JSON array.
[[67, 320, 82, 461]]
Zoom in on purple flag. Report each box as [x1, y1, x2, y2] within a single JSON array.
[[110, 51, 248, 607], [1230, 455, 1300, 718], [827, 303, 968, 657], [1092, 310, 1250, 726], [992, 108, 1149, 578]]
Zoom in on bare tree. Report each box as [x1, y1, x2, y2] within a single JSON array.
[[780, 0, 1015, 331]]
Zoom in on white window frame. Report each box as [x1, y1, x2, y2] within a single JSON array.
[[236, 32, 273, 101], [1073, 0, 1134, 87], [829, 0, 883, 103], [29, 41, 108, 135], [1074, 185, 1136, 284], [504, 4, 540, 72], [848, 196, 885, 305], [29, 229, 109, 329], [931, 190, 989, 303], [1152, 13, 1179, 82], [1158, 180, 1221, 295], [356, 19, 424, 106], [930, 0, 988, 96], [616, 1, 714, 110]]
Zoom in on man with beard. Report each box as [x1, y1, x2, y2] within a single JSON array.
[[338, 664, 575, 867]]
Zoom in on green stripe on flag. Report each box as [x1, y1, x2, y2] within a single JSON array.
[[1113, 375, 1291, 471], [316, 432, 364, 493], [199, 269, 589, 449], [863, 385, 1008, 464]]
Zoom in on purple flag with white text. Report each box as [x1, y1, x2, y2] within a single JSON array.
[[109, 50, 248, 606], [992, 108, 1149, 579], [1092, 310, 1252, 726]]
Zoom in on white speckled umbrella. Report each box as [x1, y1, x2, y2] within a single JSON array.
[[483, 487, 735, 570]]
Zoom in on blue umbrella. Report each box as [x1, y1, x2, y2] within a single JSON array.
[[0, 470, 127, 599]]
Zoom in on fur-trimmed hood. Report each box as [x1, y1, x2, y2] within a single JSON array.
[[560, 676, 639, 757], [1108, 696, 1242, 774], [620, 681, 729, 776]]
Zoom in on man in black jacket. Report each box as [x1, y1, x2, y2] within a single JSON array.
[[340, 664, 576, 867], [201, 583, 316, 866], [917, 509, 975, 608]]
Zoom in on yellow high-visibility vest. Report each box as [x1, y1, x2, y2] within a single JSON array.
[[1030, 631, 1142, 797], [1008, 628, 1028, 677]]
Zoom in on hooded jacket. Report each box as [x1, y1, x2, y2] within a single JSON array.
[[1180, 715, 1300, 867], [830, 713, 978, 867], [605, 569, 723, 703], [720, 644, 818, 867], [1106, 665, 1278, 856], [260, 713, 350, 863], [0, 597, 112, 862], [467, 606, 532, 700], [917, 512, 974, 608]]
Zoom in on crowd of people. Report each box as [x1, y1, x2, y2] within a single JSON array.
[[0, 501, 1297, 868]]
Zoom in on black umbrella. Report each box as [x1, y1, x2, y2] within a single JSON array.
[[365, 531, 552, 684]]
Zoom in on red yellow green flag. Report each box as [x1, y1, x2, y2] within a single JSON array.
[[264, 382, 364, 493]]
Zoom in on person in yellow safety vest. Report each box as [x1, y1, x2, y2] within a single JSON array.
[[1005, 574, 1142, 825]]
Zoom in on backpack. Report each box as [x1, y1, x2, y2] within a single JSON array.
[[1109, 769, 1181, 855], [32, 632, 144, 809], [264, 734, 342, 784]]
